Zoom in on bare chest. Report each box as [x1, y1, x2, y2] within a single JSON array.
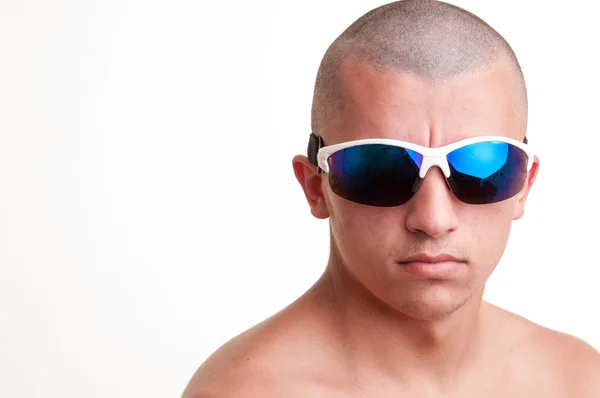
[[271, 368, 568, 398]]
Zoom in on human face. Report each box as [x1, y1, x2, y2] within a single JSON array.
[[310, 58, 538, 320]]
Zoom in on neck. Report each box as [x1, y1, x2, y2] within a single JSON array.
[[310, 253, 488, 388]]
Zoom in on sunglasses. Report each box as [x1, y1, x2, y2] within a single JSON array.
[[307, 133, 535, 207]]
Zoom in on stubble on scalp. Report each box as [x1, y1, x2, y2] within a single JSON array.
[[311, 0, 527, 135]]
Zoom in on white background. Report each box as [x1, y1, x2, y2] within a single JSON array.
[[1, 1, 598, 397]]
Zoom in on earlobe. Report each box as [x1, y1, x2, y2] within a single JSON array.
[[513, 156, 540, 220], [292, 155, 330, 219]]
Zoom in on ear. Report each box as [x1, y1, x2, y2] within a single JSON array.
[[513, 155, 540, 220], [292, 155, 329, 219]]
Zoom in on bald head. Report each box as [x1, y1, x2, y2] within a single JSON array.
[[311, 0, 527, 135]]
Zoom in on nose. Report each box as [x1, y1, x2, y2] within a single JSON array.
[[404, 167, 459, 238]]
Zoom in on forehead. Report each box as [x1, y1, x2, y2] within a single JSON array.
[[325, 58, 525, 147]]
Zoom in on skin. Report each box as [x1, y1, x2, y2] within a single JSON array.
[[182, 56, 600, 397]]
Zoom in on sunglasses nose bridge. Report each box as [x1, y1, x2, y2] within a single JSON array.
[[418, 155, 451, 179]]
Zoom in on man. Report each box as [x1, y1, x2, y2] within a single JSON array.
[[183, 1, 600, 396]]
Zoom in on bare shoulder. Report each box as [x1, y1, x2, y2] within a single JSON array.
[[485, 302, 600, 397], [181, 320, 285, 398], [528, 326, 600, 396], [181, 301, 337, 398]]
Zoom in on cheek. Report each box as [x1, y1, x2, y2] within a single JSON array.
[[328, 197, 401, 263], [467, 203, 515, 271]]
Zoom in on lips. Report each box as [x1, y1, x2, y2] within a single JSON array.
[[397, 254, 465, 278]]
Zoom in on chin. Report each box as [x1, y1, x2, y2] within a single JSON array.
[[384, 282, 476, 321]]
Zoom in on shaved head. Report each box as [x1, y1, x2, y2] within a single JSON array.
[[311, 0, 527, 134]]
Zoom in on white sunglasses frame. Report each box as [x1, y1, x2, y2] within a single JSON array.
[[316, 135, 535, 179]]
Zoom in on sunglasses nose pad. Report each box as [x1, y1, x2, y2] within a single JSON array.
[[411, 177, 423, 193], [446, 177, 457, 193], [412, 175, 455, 195]]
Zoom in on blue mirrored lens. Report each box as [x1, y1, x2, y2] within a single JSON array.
[[328, 144, 423, 207], [447, 141, 528, 204], [447, 141, 508, 179]]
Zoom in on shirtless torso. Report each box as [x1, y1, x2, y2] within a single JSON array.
[[183, 282, 600, 398]]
